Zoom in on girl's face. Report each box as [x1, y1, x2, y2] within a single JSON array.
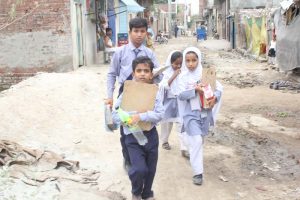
[[171, 57, 182, 70], [185, 52, 198, 71]]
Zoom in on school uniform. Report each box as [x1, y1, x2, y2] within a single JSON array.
[[107, 42, 160, 166], [178, 87, 222, 175], [178, 47, 223, 177], [160, 77, 190, 151], [112, 91, 164, 199], [159, 51, 189, 151], [107, 42, 160, 99]]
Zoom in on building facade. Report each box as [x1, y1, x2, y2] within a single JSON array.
[[0, 0, 103, 90]]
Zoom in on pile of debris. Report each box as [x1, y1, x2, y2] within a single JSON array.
[[222, 72, 264, 88], [0, 140, 100, 186], [269, 80, 300, 92]]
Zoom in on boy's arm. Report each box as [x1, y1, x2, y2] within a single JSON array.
[[107, 49, 121, 100], [151, 51, 160, 69], [151, 52, 163, 83], [138, 93, 164, 123], [111, 94, 122, 125]]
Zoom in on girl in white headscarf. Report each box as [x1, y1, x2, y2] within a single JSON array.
[[177, 47, 223, 185], [159, 51, 189, 158]]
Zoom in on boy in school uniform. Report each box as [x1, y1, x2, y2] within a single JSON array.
[[106, 17, 160, 171], [112, 56, 164, 200]]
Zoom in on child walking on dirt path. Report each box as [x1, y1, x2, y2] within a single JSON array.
[[112, 56, 164, 200], [106, 17, 160, 172], [177, 47, 223, 185], [159, 50, 190, 158], [268, 34, 276, 65]]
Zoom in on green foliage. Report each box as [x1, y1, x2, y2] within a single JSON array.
[[277, 112, 289, 118]]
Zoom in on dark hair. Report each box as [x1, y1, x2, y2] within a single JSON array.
[[186, 51, 198, 58], [132, 56, 154, 72], [171, 51, 183, 64], [106, 27, 112, 33], [129, 18, 148, 31]]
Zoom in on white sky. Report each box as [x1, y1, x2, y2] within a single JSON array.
[[174, 0, 199, 15]]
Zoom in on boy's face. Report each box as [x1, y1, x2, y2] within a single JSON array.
[[130, 27, 147, 46], [107, 30, 112, 37], [133, 63, 153, 83], [185, 52, 199, 71]]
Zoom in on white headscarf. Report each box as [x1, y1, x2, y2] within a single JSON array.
[[178, 46, 223, 125], [159, 50, 182, 95], [178, 47, 202, 94]]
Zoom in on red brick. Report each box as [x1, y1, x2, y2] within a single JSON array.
[[0, 0, 71, 34]]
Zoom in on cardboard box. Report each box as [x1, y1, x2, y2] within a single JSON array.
[[201, 66, 216, 109], [121, 81, 158, 131]]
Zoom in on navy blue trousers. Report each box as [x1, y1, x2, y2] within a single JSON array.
[[118, 75, 133, 165], [125, 127, 159, 199], [120, 126, 131, 165]]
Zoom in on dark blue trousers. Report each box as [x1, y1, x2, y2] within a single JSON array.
[[120, 126, 131, 165], [118, 75, 133, 166], [125, 127, 159, 199]]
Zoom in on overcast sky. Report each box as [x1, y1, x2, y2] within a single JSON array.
[[174, 0, 199, 15]]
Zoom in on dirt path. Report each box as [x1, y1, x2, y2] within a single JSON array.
[[0, 37, 299, 200]]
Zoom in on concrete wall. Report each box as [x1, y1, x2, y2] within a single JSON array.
[[199, 0, 208, 18], [0, 0, 73, 89], [82, 0, 97, 66], [207, 0, 214, 8]]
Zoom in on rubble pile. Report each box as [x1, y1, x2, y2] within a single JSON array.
[[269, 80, 300, 92], [0, 140, 100, 186], [222, 72, 264, 88]]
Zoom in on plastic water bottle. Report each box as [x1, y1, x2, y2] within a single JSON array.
[[130, 126, 148, 145], [116, 108, 148, 145]]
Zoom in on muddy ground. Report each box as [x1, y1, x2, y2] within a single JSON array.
[[0, 37, 299, 200]]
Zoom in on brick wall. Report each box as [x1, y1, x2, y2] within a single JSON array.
[[0, 0, 73, 90], [0, 72, 35, 91]]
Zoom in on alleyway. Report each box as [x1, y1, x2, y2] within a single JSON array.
[[0, 37, 300, 200]]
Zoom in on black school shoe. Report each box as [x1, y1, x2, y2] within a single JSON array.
[[193, 174, 203, 185], [162, 142, 171, 150], [132, 194, 142, 200], [181, 150, 190, 159]]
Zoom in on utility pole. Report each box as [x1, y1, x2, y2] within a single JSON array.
[[168, 0, 172, 38], [184, 0, 188, 31]]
